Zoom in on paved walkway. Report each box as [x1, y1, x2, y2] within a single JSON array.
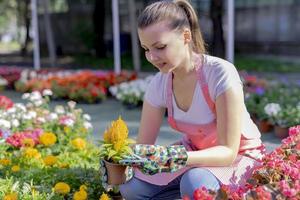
[[2, 90, 282, 152]]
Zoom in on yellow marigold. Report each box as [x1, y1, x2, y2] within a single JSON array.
[[0, 158, 11, 166], [73, 189, 87, 200], [79, 184, 87, 191], [43, 155, 57, 166], [99, 192, 110, 200], [23, 147, 41, 159], [22, 138, 35, 148], [71, 138, 86, 150], [54, 182, 70, 195], [39, 132, 57, 146], [3, 193, 18, 200], [11, 165, 20, 172]]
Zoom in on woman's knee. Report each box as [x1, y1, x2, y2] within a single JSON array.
[[180, 168, 220, 198]]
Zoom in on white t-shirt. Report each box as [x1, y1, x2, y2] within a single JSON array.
[[144, 55, 260, 137]]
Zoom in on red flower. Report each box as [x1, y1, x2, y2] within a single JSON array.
[[0, 95, 14, 110]]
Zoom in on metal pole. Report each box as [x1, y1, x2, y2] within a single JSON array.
[[31, 0, 41, 70], [226, 0, 234, 63], [129, 0, 141, 72], [112, 0, 121, 74]]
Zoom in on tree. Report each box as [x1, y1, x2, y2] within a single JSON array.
[[209, 0, 225, 58], [93, 0, 106, 57]]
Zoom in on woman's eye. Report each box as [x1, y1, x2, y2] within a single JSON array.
[[156, 45, 166, 50]]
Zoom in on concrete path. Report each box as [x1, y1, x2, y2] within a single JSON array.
[[1, 90, 281, 152]]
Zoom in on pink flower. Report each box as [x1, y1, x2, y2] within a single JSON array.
[[255, 186, 272, 200]]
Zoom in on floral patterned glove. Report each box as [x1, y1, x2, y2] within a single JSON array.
[[119, 144, 188, 175]]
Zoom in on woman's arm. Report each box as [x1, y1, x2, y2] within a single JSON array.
[[137, 101, 166, 144], [186, 85, 243, 166]]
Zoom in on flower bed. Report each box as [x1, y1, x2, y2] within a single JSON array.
[[0, 91, 106, 199], [14, 70, 137, 104], [183, 125, 300, 200], [109, 75, 153, 108]]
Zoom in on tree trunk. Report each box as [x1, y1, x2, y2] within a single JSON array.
[[21, 0, 30, 56], [209, 0, 225, 58], [42, 0, 57, 67], [93, 0, 106, 57]]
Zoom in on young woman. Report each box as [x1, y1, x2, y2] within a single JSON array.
[[119, 0, 264, 199]]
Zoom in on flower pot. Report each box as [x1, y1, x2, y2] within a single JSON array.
[[103, 160, 127, 185], [274, 126, 289, 139], [258, 120, 273, 133]]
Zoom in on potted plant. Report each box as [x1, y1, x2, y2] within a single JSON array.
[[271, 105, 300, 138], [99, 117, 135, 185]]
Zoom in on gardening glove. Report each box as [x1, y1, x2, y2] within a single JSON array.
[[99, 159, 134, 189], [119, 144, 188, 175]]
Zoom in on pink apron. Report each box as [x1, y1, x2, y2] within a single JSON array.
[[135, 56, 264, 190]]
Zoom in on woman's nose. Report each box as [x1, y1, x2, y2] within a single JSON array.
[[147, 51, 159, 62]]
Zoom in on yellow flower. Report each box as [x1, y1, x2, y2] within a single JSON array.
[[54, 182, 70, 195], [11, 165, 20, 172], [43, 155, 57, 166], [0, 158, 11, 166], [99, 192, 110, 200], [113, 140, 125, 152], [79, 184, 87, 191], [103, 116, 128, 144], [23, 148, 41, 159], [103, 129, 111, 143], [73, 189, 87, 200], [59, 162, 69, 168], [39, 132, 57, 146], [3, 193, 18, 200], [71, 138, 86, 150], [22, 138, 35, 148], [64, 126, 71, 134]]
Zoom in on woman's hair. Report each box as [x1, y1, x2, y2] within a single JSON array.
[[137, 0, 206, 54]]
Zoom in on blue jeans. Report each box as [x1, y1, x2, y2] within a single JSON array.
[[119, 168, 220, 200]]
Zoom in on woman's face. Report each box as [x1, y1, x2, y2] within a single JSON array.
[[138, 21, 190, 73]]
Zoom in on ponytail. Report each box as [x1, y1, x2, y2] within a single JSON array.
[[174, 0, 206, 54], [138, 0, 206, 54]]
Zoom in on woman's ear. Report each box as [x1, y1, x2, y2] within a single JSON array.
[[183, 29, 192, 44]]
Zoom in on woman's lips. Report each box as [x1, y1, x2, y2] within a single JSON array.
[[157, 63, 166, 69]]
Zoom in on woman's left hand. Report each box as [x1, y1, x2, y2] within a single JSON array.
[[119, 144, 188, 175]]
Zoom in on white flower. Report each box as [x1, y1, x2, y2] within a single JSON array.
[[12, 119, 20, 127], [7, 107, 16, 114], [0, 76, 8, 86], [42, 89, 53, 96], [14, 103, 26, 112], [109, 86, 118, 96], [33, 100, 43, 107], [83, 121, 93, 129], [28, 111, 37, 119], [67, 101, 76, 109], [55, 105, 65, 114], [30, 91, 42, 101], [264, 103, 281, 117], [22, 93, 30, 100], [37, 117, 46, 123], [48, 113, 58, 120], [0, 119, 11, 129], [83, 114, 91, 121]]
